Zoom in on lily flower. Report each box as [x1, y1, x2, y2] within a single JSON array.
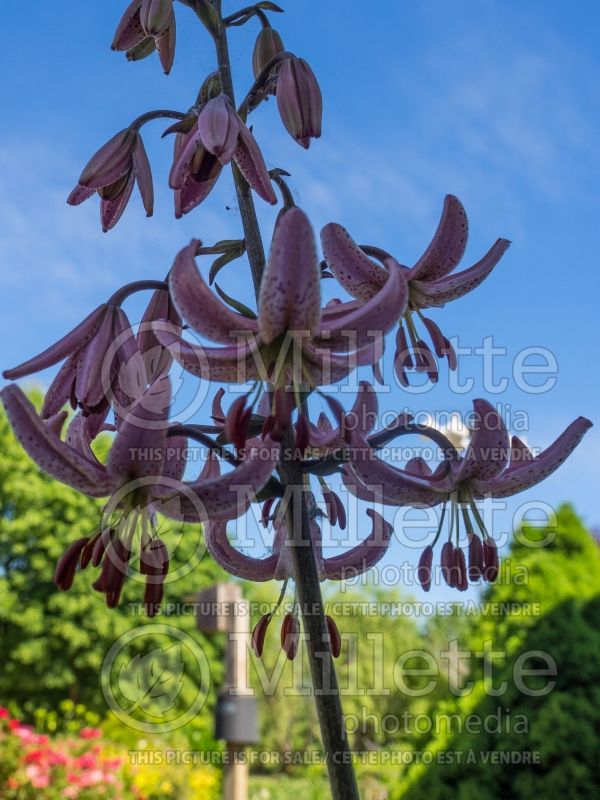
[[169, 94, 277, 216], [3, 303, 140, 429], [1, 378, 279, 607], [342, 397, 592, 590], [321, 195, 511, 383], [67, 127, 153, 231], [153, 207, 407, 400], [275, 56, 322, 149], [112, 0, 176, 75]]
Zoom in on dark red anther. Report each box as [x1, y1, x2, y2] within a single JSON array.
[[252, 613, 273, 657], [280, 613, 300, 660], [468, 535, 484, 581], [54, 537, 89, 591], [483, 539, 499, 583], [455, 547, 468, 591], [325, 615, 342, 658], [440, 541, 455, 587], [417, 545, 433, 592]]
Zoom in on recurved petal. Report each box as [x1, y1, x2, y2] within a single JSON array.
[[345, 428, 450, 507], [410, 238, 510, 308], [169, 240, 258, 343], [258, 207, 321, 344], [454, 399, 510, 483], [169, 438, 280, 522], [3, 305, 107, 381], [323, 509, 393, 579], [169, 126, 203, 190], [321, 223, 387, 301], [133, 135, 154, 216], [205, 521, 278, 580], [303, 341, 381, 387], [0, 385, 114, 496], [75, 306, 118, 412], [40, 354, 80, 419], [152, 323, 261, 383], [317, 259, 408, 350], [233, 124, 277, 205], [138, 288, 182, 382], [471, 417, 593, 499], [408, 195, 469, 282]]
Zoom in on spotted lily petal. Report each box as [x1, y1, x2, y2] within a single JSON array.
[[410, 238, 510, 308], [197, 94, 241, 165], [169, 240, 258, 343], [133, 135, 154, 216], [471, 417, 592, 499], [320, 222, 387, 301], [0, 385, 115, 496], [258, 208, 321, 344], [323, 510, 393, 579], [453, 399, 510, 483], [233, 124, 277, 205], [408, 195, 469, 282], [205, 521, 279, 580]]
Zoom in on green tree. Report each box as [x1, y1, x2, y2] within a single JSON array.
[[395, 505, 600, 800]]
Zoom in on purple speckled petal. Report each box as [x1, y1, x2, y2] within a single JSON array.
[[258, 208, 321, 344], [169, 240, 258, 343], [155, 11, 176, 74], [321, 223, 387, 301], [471, 417, 592, 499], [138, 289, 182, 382], [75, 307, 118, 412], [41, 353, 80, 418], [169, 126, 204, 190], [3, 305, 106, 380], [152, 323, 261, 383], [167, 438, 280, 522], [0, 385, 115, 496], [410, 238, 510, 308], [67, 184, 95, 206], [317, 259, 408, 350], [101, 170, 136, 232], [112, 0, 145, 50], [454, 399, 510, 483], [205, 521, 278, 581], [323, 510, 393, 579], [175, 168, 221, 217], [233, 124, 277, 205], [408, 195, 469, 282]]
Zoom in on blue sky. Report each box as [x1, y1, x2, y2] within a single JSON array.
[[1, 1, 599, 599]]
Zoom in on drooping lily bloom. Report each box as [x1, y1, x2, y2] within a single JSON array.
[[67, 128, 153, 231], [321, 195, 511, 383], [1, 378, 279, 606], [169, 94, 277, 216], [342, 396, 592, 590], [153, 207, 407, 396], [112, 0, 176, 75], [3, 303, 140, 432], [276, 56, 322, 149]]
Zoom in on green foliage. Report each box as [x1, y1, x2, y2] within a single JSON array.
[[395, 505, 600, 800]]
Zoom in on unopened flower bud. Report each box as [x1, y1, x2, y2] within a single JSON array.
[[276, 57, 322, 149], [252, 27, 284, 79]]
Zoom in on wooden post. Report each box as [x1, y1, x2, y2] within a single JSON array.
[[192, 583, 257, 800]]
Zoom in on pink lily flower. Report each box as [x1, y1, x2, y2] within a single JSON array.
[[342, 396, 592, 590], [153, 207, 408, 394], [321, 195, 511, 383], [1, 378, 279, 607], [67, 127, 153, 231], [169, 94, 277, 216], [3, 303, 140, 432], [112, 0, 176, 75]]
